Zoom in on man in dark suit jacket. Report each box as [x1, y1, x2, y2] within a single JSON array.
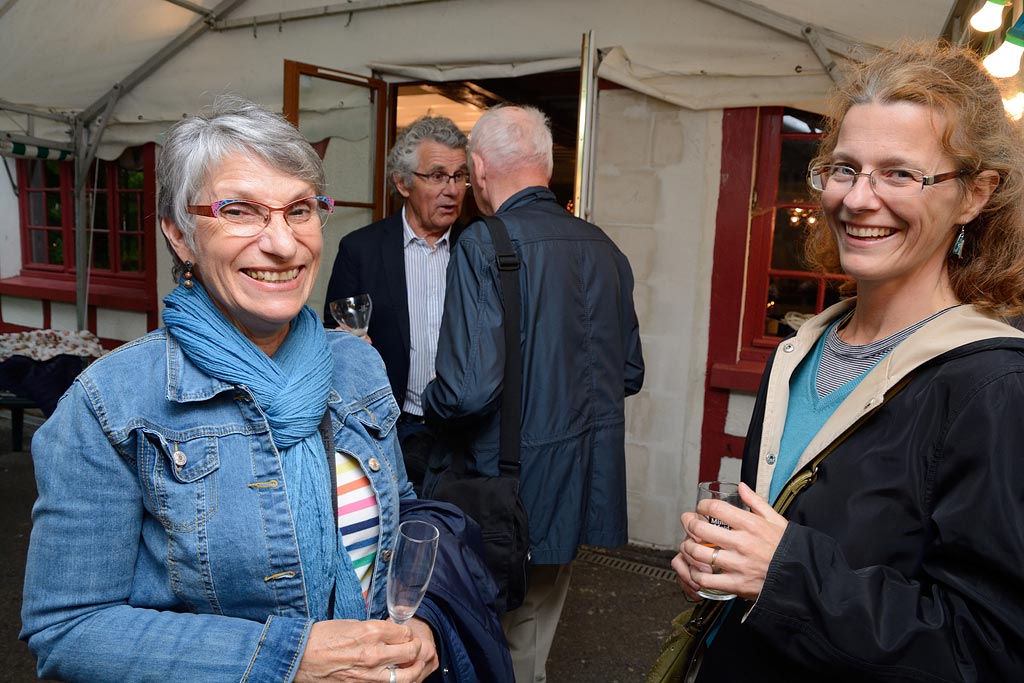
[[324, 116, 469, 490]]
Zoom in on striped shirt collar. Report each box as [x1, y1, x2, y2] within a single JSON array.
[[401, 205, 451, 248]]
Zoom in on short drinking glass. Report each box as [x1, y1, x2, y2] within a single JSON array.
[[696, 480, 744, 601]]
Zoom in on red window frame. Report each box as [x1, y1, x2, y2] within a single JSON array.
[[700, 107, 836, 478], [16, 145, 155, 285], [1, 144, 159, 335]]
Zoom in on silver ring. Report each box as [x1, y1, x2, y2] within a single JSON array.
[[389, 668, 397, 683], [710, 547, 721, 571]]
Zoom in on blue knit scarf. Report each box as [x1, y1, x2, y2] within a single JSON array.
[[163, 281, 336, 620]]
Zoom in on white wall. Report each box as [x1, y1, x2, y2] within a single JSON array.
[[591, 89, 722, 549], [0, 158, 19, 279]]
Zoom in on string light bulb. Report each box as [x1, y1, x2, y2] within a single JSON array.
[[984, 15, 1024, 78], [1003, 91, 1024, 120], [971, 0, 1010, 32]]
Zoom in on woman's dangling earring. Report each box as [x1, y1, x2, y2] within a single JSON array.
[[952, 226, 965, 259], [183, 260, 195, 289]]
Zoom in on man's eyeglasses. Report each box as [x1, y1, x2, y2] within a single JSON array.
[[186, 196, 335, 237], [412, 170, 471, 187], [807, 164, 969, 198]]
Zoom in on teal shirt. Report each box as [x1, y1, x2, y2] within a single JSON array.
[[768, 323, 879, 504]]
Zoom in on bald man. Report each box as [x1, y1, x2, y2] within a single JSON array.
[[423, 105, 644, 683]]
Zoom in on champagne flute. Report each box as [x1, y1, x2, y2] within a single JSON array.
[[695, 481, 745, 601], [387, 520, 439, 624], [329, 294, 372, 337]]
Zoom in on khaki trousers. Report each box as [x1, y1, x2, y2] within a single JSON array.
[[501, 562, 573, 683]]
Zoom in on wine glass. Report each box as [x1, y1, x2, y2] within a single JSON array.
[[329, 294, 372, 337], [387, 520, 439, 624]]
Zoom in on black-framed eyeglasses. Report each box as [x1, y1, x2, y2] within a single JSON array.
[[807, 164, 970, 197], [412, 170, 471, 187], [186, 196, 335, 237]]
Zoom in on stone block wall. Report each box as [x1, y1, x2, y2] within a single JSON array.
[[591, 88, 723, 549]]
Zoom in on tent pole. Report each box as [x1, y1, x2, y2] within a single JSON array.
[[697, 0, 880, 64], [80, 0, 246, 123], [71, 92, 119, 334], [73, 119, 88, 332]]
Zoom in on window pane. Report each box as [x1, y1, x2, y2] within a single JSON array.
[[91, 192, 109, 229], [29, 229, 48, 263], [26, 160, 43, 188], [778, 137, 820, 204], [120, 235, 141, 272], [771, 207, 819, 270], [119, 193, 140, 230], [119, 166, 144, 190], [766, 275, 821, 338], [46, 192, 62, 226], [44, 160, 62, 187], [48, 230, 64, 265], [29, 191, 46, 225], [90, 161, 108, 189], [91, 232, 111, 270]]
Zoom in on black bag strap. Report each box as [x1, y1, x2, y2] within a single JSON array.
[[481, 215, 522, 477]]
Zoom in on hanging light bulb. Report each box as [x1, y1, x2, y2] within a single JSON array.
[[1003, 91, 1024, 120], [984, 15, 1024, 78], [971, 0, 1010, 32]]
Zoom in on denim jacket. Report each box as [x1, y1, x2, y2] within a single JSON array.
[[21, 328, 414, 683]]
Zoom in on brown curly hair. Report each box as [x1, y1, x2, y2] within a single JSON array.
[[805, 40, 1024, 315]]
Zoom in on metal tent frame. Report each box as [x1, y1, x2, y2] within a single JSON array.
[[0, 0, 449, 332]]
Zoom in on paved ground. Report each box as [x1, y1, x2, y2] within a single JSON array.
[[0, 411, 685, 683]]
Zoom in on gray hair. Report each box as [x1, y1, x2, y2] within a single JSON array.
[[386, 116, 468, 194], [157, 95, 326, 276], [468, 104, 553, 178]]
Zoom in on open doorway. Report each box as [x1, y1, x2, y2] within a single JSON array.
[[392, 69, 581, 221]]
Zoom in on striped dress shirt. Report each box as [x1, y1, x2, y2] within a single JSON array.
[[402, 209, 452, 415]]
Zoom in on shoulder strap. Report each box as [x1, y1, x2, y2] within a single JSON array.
[[481, 216, 522, 477]]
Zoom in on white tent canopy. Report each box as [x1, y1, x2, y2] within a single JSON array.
[[1, 0, 957, 160]]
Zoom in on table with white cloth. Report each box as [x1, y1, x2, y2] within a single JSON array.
[[0, 329, 106, 450]]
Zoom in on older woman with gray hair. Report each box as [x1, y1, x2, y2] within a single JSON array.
[[20, 97, 449, 682]]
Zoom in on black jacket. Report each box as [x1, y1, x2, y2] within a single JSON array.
[[323, 213, 463, 405], [698, 302, 1024, 682]]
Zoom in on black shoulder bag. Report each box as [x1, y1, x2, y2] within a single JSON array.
[[425, 216, 531, 616]]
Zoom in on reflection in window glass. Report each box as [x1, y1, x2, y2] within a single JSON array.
[[765, 276, 843, 338], [30, 230, 48, 264], [771, 207, 819, 271], [782, 108, 824, 134], [778, 138, 820, 204], [29, 192, 46, 225]]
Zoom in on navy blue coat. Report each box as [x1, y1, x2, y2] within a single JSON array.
[[423, 187, 644, 564], [400, 499, 513, 683]]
